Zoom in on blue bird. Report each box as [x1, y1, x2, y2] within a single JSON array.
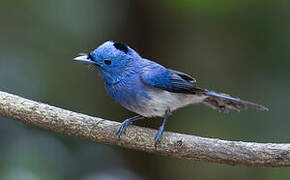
[[73, 41, 268, 143]]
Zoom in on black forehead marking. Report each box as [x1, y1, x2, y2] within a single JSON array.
[[113, 42, 130, 54], [87, 53, 95, 61], [87, 53, 93, 60]]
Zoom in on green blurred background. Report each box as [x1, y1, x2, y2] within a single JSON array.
[[0, 0, 289, 179]]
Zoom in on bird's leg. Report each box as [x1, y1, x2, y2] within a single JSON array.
[[117, 115, 144, 137], [155, 109, 171, 144]]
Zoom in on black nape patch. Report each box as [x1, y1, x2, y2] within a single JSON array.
[[113, 42, 130, 54]]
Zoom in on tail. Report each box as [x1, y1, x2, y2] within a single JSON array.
[[201, 91, 269, 113]]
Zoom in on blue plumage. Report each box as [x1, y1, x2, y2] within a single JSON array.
[[141, 61, 202, 94], [73, 41, 268, 144]]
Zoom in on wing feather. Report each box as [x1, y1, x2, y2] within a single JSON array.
[[141, 64, 203, 94]]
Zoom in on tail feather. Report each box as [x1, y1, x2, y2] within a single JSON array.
[[202, 91, 269, 113]]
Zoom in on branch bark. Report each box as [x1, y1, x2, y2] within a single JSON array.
[[0, 90, 289, 167]]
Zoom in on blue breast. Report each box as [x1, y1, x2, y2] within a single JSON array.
[[104, 73, 151, 113]]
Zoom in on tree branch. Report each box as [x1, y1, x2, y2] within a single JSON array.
[[0, 91, 289, 167]]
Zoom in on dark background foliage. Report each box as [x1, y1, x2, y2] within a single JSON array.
[[0, 0, 289, 179]]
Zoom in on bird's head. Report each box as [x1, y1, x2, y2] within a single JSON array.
[[73, 41, 141, 84]]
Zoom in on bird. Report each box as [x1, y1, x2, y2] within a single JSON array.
[[73, 41, 268, 144]]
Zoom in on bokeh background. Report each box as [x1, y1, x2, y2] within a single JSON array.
[[0, 0, 290, 179]]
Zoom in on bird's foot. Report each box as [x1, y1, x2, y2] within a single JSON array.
[[154, 109, 170, 145], [117, 119, 133, 137], [154, 126, 164, 145]]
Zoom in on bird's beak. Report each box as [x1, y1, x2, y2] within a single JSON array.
[[73, 53, 96, 64]]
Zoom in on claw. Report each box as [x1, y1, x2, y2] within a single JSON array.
[[154, 126, 164, 144], [116, 115, 144, 138], [116, 119, 132, 137]]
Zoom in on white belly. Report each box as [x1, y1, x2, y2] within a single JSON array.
[[133, 88, 207, 117]]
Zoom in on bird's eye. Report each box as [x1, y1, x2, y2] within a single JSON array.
[[104, 60, 112, 65]]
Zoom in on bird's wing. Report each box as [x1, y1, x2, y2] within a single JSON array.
[[168, 69, 196, 83], [141, 64, 204, 94]]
